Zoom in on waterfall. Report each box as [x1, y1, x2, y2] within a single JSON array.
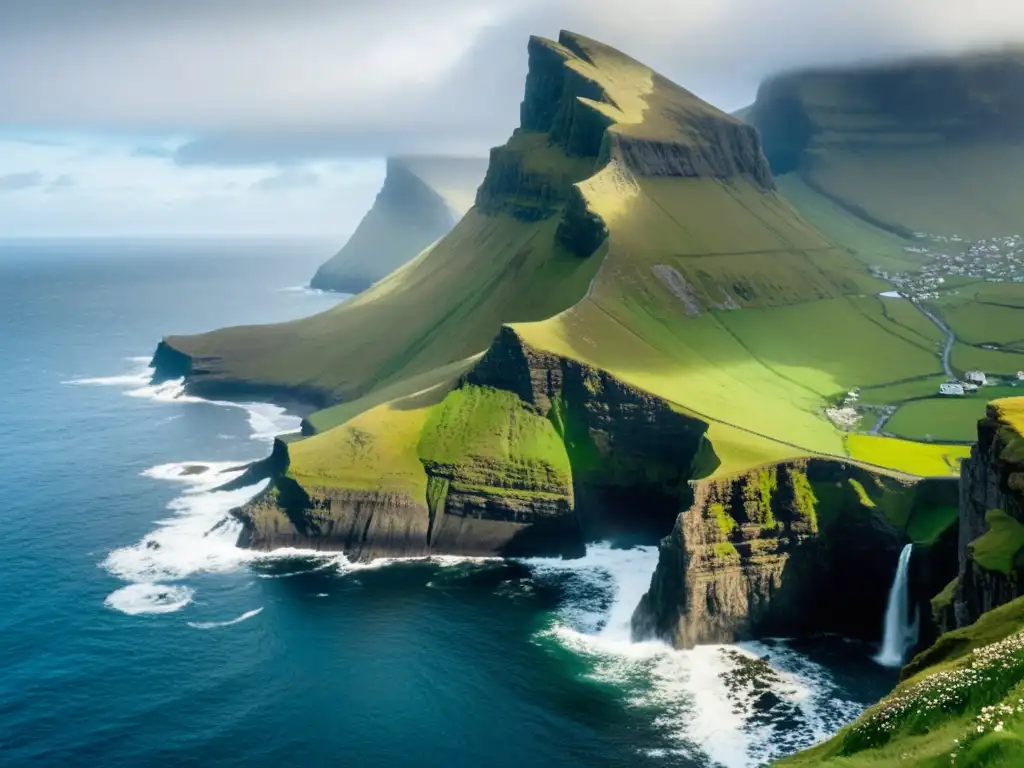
[[874, 543, 919, 668]]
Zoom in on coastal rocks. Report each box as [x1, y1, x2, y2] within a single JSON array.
[[941, 400, 1024, 631], [630, 461, 928, 649], [235, 481, 434, 560], [233, 326, 709, 560]]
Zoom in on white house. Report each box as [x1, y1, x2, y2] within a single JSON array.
[[940, 382, 965, 396], [965, 370, 988, 386], [1017, 371, 1024, 381]]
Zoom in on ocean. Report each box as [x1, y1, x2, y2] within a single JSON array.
[[0, 238, 897, 767]]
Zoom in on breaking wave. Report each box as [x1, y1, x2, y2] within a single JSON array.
[[524, 544, 867, 768], [104, 583, 195, 615], [188, 607, 264, 630]]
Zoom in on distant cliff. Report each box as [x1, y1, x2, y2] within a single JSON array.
[[311, 156, 487, 294], [933, 399, 1024, 632], [749, 50, 1024, 237]]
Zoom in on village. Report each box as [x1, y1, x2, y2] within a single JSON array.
[[869, 232, 1024, 299]]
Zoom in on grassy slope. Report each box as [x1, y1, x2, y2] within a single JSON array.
[[970, 510, 1024, 576], [778, 596, 1024, 767], [171, 32, 977, 493], [753, 56, 1024, 454], [887, 391, 1023, 443], [170, 208, 602, 403], [807, 144, 1024, 240]]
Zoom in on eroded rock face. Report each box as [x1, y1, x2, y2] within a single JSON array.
[[630, 461, 924, 649], [469, 326, 708, 539], [233, 327, 710, 560], [946, 405, 1024, 631], [235, 482, 434, 560]]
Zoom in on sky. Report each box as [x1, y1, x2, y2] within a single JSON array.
[[0, 0, 1021, 237]]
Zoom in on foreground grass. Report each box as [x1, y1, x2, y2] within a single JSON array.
[[780, 597, 1024, 767]]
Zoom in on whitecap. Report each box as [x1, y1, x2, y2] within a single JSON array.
[[188, 607, 264, 630], [104, 583, 194, 615], [102, 473, 269, 583], [524, 543, 868, 768]]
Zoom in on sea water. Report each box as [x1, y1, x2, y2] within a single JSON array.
[[0, 238, 896, 768]]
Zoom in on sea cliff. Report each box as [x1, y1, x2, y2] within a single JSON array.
[[933, 399, 1024, 632], [631, 461, 958, 648]]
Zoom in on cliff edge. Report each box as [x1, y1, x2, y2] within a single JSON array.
[[931, 398, 1024, 632]]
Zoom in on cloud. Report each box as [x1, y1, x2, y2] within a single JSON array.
[[0, 171, 44, 191], [251, 167, 321, 191], [47, 174, 75, 191], [0, 1, 1022, 164], [0, 136, 386, 235]]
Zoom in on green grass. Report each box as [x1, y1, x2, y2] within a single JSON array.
[[907, 505, 959, 544], [418, 385, 571, 495], [848, 478, 876, 508], [888, 397, 999, 443], [711, 502, 738, 536], [775, 173, 920, 272], [780, 595, 1024, 767], [931, 577, 959, 620], [859, 375, 950, 405], [803, 143, 1024, 239], [970, 510, 1024, 576], [953, 345, 1024, 377], [879, 297, 946, 347], [844, 434, 971, 477], [945, 301, 1024, 347]]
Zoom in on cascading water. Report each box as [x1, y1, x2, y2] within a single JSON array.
[[874, 543, 919, 668]]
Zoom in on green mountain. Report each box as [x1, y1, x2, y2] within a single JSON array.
[[747, 51, 1024, 448], [154, 31, 983, 562], [750, 49, 1024, 239], [310, 156, 488, 293]]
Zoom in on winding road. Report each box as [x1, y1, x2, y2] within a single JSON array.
[[914, 300, 955, 377]]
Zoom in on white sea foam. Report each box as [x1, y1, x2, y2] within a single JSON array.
[[278, 285, 330, 297], [63, 356, 153, 387], [66, 356, 301, 443], [103, 468, 268, 584], [104, 583, 195, 615], [525, 543, 866, 768], [188, 607, 264, 630]]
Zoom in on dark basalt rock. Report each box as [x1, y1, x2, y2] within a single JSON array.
[[630, 460, 957, 649], [943, 405, 1024, 632]]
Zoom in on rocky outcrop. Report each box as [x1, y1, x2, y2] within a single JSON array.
[[150, 340, 334, 414], [631, 461, 959, 648], [469, 326, 708, 539], [233, 325, 710, 560], [311, 156, 487, 294], [940, 401, 1024, 631], [235, 481, 434, 559]]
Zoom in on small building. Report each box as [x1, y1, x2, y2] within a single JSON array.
[[1017, 371, 1024, 381], [964, 382, 980, 393], [940, 382, 965, 397], [965, 370, 988, 386]]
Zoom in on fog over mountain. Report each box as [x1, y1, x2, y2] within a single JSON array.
[[0, 0, 1020, 233]]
